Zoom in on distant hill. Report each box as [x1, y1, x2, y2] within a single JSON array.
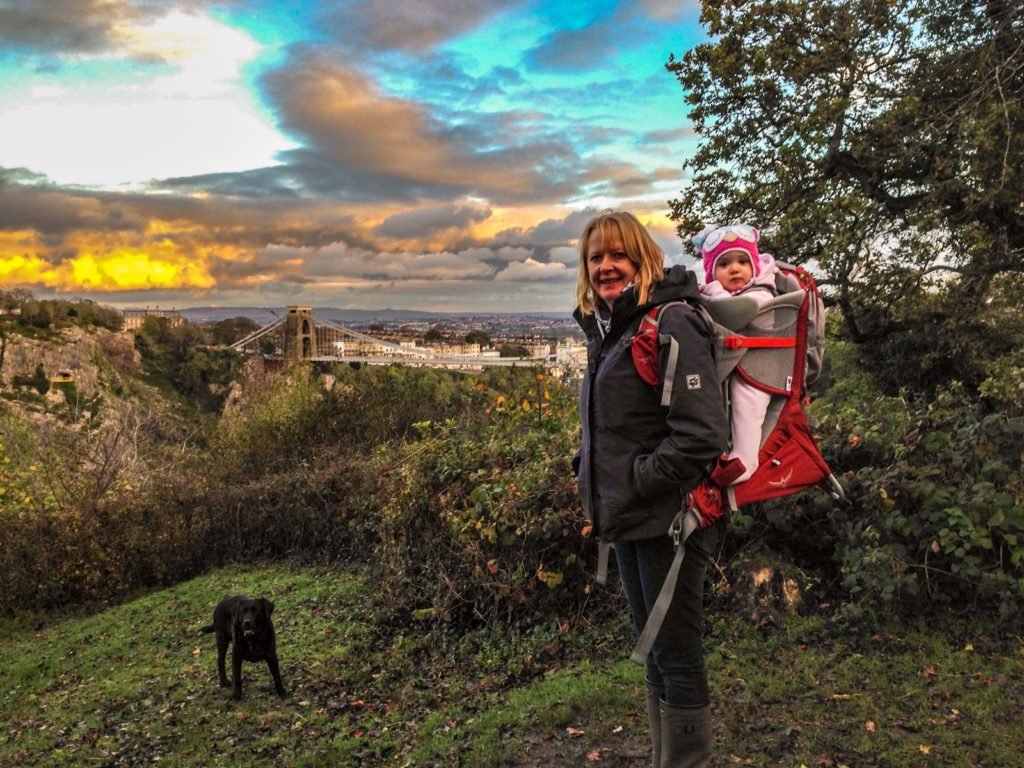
[[177, 307, 567, 325]]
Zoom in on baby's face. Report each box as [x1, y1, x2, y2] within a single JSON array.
[[714, 250, 754, 292]]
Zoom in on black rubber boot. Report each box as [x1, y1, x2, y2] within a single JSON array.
[[645, 678, 663, 767], [659, 701, 711, 768]]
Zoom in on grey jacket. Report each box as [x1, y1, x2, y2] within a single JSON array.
[[574, 266, 728, 542]]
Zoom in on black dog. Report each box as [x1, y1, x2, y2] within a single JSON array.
[[199, 595, 286, 700]]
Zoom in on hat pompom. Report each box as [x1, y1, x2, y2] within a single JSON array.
[[691, 224, 719, 257]]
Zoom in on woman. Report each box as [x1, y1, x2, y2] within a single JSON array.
[[573, 210, 728, 768]]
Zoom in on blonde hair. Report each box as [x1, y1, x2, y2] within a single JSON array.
[[575, 209, 665, 315]]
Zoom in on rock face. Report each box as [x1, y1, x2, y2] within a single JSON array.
[[0, 326, 146, 429], [1, 327, 141, 397]]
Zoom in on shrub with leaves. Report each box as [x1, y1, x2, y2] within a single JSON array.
[[371, 371, 593, 626], [831, 386, 1023, 622], [787, 342, 1024, 623], [0, 409, 174, 610]]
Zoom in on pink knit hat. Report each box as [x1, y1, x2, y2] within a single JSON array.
[[692, 224, 760, 284]]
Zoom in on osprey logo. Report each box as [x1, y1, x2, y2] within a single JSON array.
[[768, 470, 794, 488], [686, 374, 701, 390]]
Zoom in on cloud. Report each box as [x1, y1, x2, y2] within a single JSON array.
[[524, 2, 700, 72], [644, 126, 699, 143], [0, 9, 285, 188], [373, 202, 492, 239], [258, 49, 586, 204], [495, 208, 599, 247], [0, 0, 224, 59], [0, 173, 139, 236], [637, 0, 701, 21], [0, 0, 133, 56], [548, 245, 579, 266], [524, 7, 651, 72], [316, 0, 521, 53], [494, 257, 570, 282]]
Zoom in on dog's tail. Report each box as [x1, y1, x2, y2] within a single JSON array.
[[199, 623, 215, 634]]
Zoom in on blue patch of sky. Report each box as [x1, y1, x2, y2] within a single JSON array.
[[0, 55, 173, 108], [213, 0, 321, 52]]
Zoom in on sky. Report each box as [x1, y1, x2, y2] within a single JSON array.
[[0, 0, 708, 314]]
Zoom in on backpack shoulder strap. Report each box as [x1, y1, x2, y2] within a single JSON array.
[[631, 300, 709, 389]]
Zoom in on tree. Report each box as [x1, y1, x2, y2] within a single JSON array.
[[211, 317, 260, 346], [668, 0, 1023, 396], [423, 325, 446, 344], [464, 329, 491, 347], [135, 320, 242, 411], [498, 344, 530, 358]]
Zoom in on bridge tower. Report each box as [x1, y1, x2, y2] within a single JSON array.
[[284, 305, 317, 359]]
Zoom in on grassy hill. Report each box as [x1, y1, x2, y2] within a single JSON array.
[[2, 564, 1021, 767]]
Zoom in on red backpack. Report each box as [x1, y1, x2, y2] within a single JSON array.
[[630, 262, 840, 510], [626, 263, 843, 664]]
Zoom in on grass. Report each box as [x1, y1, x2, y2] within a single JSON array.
[[1, 564, 1022, 767]]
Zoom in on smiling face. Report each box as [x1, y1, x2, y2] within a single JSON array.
[[713, 249, 755, 292], [586, 223, 638, 309]]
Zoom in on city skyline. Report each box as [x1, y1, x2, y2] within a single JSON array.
[[0, 0, 708, 313]]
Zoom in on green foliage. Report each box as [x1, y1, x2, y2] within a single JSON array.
[[134, 318, 243, 411], [979, 345, 1024, 416], [214, 365, 326, 470], [787, 342, 1024, 622], [423, 324, 446, 343], [0, 408, 192, 610], [4, 343, 1022, 628], [846, 277, 1024, 399], [210, 316, 260, 346], [370, 370, 590, 626], [464, 329, 492, 346], [11, 363, 49, 394], [498, 343, 530, 357], [0, 290, 122, 334]]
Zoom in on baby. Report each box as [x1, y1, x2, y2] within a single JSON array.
[[693, 223, 779, 486]]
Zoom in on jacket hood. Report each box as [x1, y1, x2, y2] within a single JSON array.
[[648, 265, 702, 307]]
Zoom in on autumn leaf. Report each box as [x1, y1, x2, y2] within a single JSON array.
[[919, 745, 931, 754], [566, 726, 585, 737], [922, 665, 938, 680], [865, 720, 876, 733], [586, 748, 602, 761]]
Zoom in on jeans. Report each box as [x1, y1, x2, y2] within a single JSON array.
[[615, 522, 721, 707]]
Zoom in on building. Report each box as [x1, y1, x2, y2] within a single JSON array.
[[555, 339, 587, 367], [121, 308, 185, 332]]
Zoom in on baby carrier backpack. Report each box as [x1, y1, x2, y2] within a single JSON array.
[[627, 261, 843, 664]]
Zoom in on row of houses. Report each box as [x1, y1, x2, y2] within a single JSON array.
[[328, 338, 584, 364]]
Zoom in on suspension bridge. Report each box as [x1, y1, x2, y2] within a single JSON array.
[[228, 306, 586, 371]]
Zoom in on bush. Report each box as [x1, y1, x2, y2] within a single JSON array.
[[831, 387, 1024, 622], [370, 370, 593, 626], [773, 341, 1024, 623], [4, 345, 1022, 631]]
